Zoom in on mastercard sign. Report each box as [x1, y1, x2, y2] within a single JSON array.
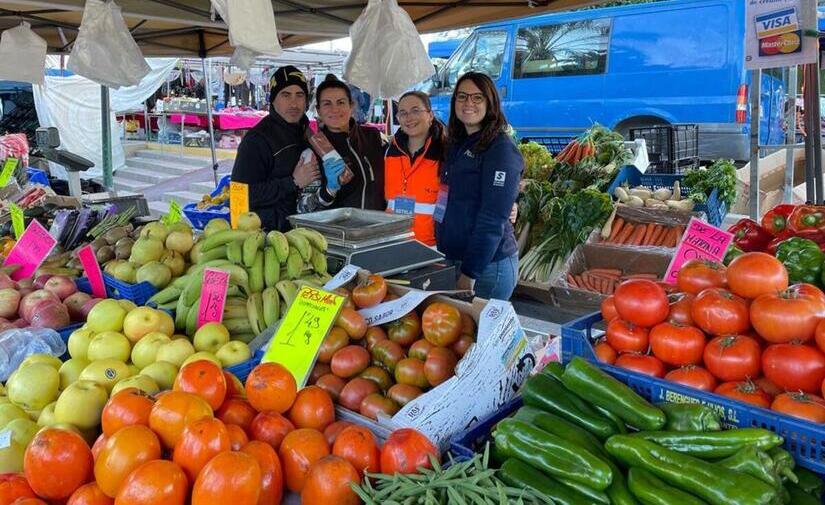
[[755, 7, 802, 56]]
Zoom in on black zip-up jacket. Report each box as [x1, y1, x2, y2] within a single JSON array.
[[231, 111, 311, 231]]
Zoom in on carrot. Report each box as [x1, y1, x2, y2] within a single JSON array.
[[599, 278, 609, 294], [583, 274, 597, 291], [666, 228, 679, 247], [588, 268, 622, 278], [615, 224, 634, 245], [567, 274, 577, 287], [624, 273, 658, 280], [629, 226, 646, 246], [648, 225, 664, 246], [657, 227, 674, 247], [608, 279, 617, 294], [575, 275, 585, 289], [673, 225, 685, 244], [640, 223, 655, 245], [608, 218, 625, 242], [569, 141, 582, 164]]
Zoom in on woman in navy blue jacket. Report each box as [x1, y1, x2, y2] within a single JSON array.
[[435, 72, 523, 300]]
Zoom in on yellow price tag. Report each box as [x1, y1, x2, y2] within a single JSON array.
[[162, 200, 183, 225], [0, 158, 18, 187], [263, 286, 345, 387], [229, 181, 249, 229], [8, 204, 23, 240]]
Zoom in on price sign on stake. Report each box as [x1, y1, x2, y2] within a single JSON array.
[[3, 220, 57, 281], [8, 203, 23, 239], [263, 286, 345, 387], [0, 158, 18, 187], [198, 268, 230, 328], [77, 245, 106, 298], [229, 181, 249, 229], [664, 217, 734, 284]]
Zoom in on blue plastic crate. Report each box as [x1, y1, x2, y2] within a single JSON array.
[[183, 175, 231, 230], [449, 396, 522, 461], [103, 273, 157, 306], [520, 136, 576, 155], [226, 348, 264, 383], [607, 166, 727, 227], [562, 311, 825, 474], [26, 169, 50, 187]]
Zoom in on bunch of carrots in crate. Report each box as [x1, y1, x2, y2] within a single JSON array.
[[566, 269, 659, 295], [602, 217, 685, 248], [555, 136, 595, 165]]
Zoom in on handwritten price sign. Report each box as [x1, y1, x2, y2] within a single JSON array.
[[198, 268, 230, 328], [664, 218, 734, 284], [3, 220, 57, 281], [77, 245, 106, 298], [229, 182, 249, 229], [263, 286, 345, 387]]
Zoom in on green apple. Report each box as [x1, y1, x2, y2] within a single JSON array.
[[0, 404, 28, 428], [87, 331, 131, 362], [79, 359, 132, 393], [54, 380, 109, 430], [127, 364, 140, 376], [0, 435, 25, 472], [193, 323, 230, 353], [131, 332, 171, 369], [23, 408, 41, 422], [157, 311, 175, 337], [0, 383, 6, 397], [37, 402, 57, 427], [0, 397, 10, 406], [86, 299, 127, 333], [112, 375, 159, 396], [216, 341, 252, 367], [123, 307, 166, 343], [155, 339, 195, 368], [141, 361, 178, 391], [68, 328, 96, 360], [140, 221, 169, 242], [182, 352, 221, 368], [5, 418, 38, 447], [118, 300, 138, 313], [58, 358, 90, 390], [8, 364, 59, 410], [19, 353, 62, 370]]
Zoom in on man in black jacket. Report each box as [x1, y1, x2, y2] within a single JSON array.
[[231, 66, 319, 231]]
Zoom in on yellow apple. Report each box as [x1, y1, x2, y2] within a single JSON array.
[[193, 323, 230, 353], [54, 380, 109, 430], [37, 402, 58, 426], [58, 358, 90, 390], [68, 328, 96, 360], [155, 339, 195, 368], [87, 331, 131, 362], [112, 375, 159, 396], [79, 359, 132, 393], [19, 353, 62, 370], [131, 332, 171, 370], [5, 418, 38, 447], [0, 436, 24, 472], [172, 334, 188, 340], [182, 352, 221, 368], [141, 362, 178, 390], [8, 363, 59, 411], [118, 300, 138, 312], [123, 307, 166, 343], [157, 311, 175, 336], [127, 364, 140, 376], [86, 299, 127, 333], [0, 404, 28, 428], [216, 341, 252, 367]]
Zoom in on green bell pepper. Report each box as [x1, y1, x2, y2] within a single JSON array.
[[498, 458, 594, 505], [767, 447, 798, 484], [724, 244, 745, 266], [786, 484, 821, 505], [628, 429, 784, 458], [775, 237, 824, 285], [793, 467, 823, 498], [605, 435, 778, 505], [627, 467, 709, 505], [657, 403, 722, 432], [715, 446, 779, 487]]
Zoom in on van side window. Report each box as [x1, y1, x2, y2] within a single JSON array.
[[443, 31, 508, 89], [514, 19, 610, 79]]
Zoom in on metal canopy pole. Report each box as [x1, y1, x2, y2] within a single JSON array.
[[202, 58, 218, 186], [101, 85, 113, 191], [808, 62, 824, 203], [784, 66, 798, 203], [749, 70, 760, 219]]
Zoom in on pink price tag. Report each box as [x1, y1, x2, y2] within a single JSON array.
[[3, 220, 57, 281], [664, 218, 734, 285], [198, 268, 230, 328], [77, 245, 106, 298]]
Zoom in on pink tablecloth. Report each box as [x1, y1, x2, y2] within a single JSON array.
[[215, 113, 265, 130], [168, 114, 209, 128]]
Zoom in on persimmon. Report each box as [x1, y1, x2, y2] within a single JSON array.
[[94, 425, 161, 498], [101, 388, 154, 437], [148, 391, 213, 450], [173, 360, 227, 410], [245, 363, 296, 414], [287, 386, 334, 431], [24, 428, 93, 500], [301, 456, 361, 505], [241, 441, 284, 505], [279, 429, 329, 493], [191, 452, 261, 505], [173, 418, 230, 482]]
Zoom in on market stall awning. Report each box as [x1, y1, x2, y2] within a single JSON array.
[[0, 0, 606, 55]]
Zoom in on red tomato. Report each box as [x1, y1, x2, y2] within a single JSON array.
[[668, 294, 694, 326], [703, 335, 761, 382], [755, 376, 782, 399], [814, 319, 825, 354], [677, 259, 727, 295], [380, 429, 439, 475], [614, 354, 665, 378], [726, 252, 789, 299], [593, 339, 617, 365], [788, 283, 825, 315], [600, 296, 618, 322], [605, 320, 649, 354], [762, 343, 825, 394], [690, 288, 750, 336], [750, 289, 822, 344], [772, 392, 825, 423], [715, 381, 772, 408], [664, 366, 717, 392], [352, 275, 388, 309], [613, 280, 669, 328], [649, 322, 706, 367], [421, 303, 463, 347]]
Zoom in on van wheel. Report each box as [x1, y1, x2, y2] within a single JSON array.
[[614, 116, 669, 140]]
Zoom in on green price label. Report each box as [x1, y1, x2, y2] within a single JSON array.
[[9, 204, 23, 239], [162, 200, 183, 226], [0, 159, 18, 187]]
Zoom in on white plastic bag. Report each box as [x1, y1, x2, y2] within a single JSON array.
[[68, 0, 150, 89], [345, 0, 434, 98], [0, 23, 47, 85], [211, 0, 282, 71]]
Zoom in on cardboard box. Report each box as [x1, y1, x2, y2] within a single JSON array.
[[731, 148, 807, 216]]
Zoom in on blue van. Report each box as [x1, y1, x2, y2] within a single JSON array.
[[424, 0, 785, 161]]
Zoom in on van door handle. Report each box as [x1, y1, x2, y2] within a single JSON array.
[[499, 86, 507, 98]]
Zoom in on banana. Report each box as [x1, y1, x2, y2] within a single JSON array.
[[293, 227, 328, 252], [149, 285, 183, 305], [267, 231, 290, 263], [264, 247, 280, 288], [185, 300, 201, 337], [224, 317, 253, 334], [226, 240, 244, 265], [156, 301, 178, 311], [310, 247, 328, 275], [285, 230, 311, 261], [226, 284, 243, 298], [243, 232, 265, 267], [175, 297, 190, 331], [221, 265, 250, 294], [196, 245, 228, 264], [246, 293, 263, 335], [262, 287, 280, 329], [182, 274, 203, 306], [200, 229, 252, 252], [172, 274, 191, 288], [248, 250, 264, 294], [223, 304, 248, 320], [286, 247, 303, 280], [187, 260, 231, 276], [318, 272, 333, 284], [233, 333, 256, 344], [275, 280, 298, 308], [226, 296, 248, 307]]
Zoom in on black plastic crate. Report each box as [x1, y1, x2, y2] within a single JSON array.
[[520, 136, 576, 155], [630, 124, 699, 173]]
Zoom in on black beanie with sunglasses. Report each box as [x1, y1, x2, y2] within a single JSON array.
[[269, 65, 309, 100]]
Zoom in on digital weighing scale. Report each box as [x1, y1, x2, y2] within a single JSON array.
[[288, 208, 454, 289]]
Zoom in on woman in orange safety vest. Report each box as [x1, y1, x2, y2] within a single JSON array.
[[384, 91, 445, 246]]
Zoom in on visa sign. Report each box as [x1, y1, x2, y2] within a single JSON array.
[[755, 7, 800, 38]]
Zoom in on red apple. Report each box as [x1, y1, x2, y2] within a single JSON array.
[[17, 278, 33, 289], [28, 300, 70, 329], [33, 274, 53, 290], [43, 275, 78, 301], [0, 288, 21, 319], [11, 319, 27, 328], [64, 292, 92, 322], [19, 290, 60, 322], [0, 273, 15, 290], [80, 298, 103, 320], [17, 287, 33, 297]]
